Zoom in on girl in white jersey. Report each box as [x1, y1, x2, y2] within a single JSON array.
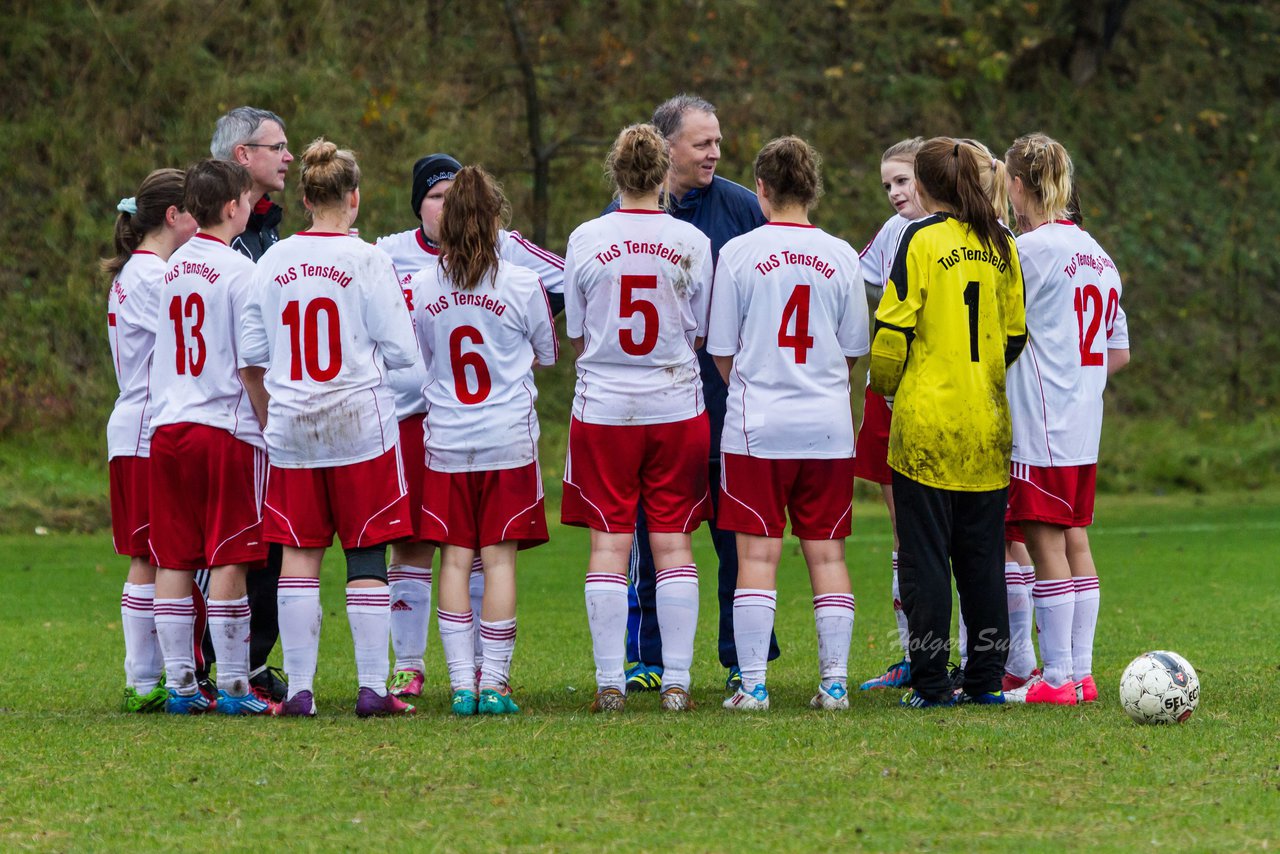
[[104, 168, 197, 713], [413, 166, 558, 716], [147, 160, 271, 715], [241, 139, 421, 718], [376, 153, 569, 699], [561, 124, 713, 713], [708, 137, 869, 711], [1002, 133, 1130, 706], [855, 137, 927, 692]]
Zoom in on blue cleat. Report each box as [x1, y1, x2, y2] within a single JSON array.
[[217, 689, 274, 715], [478, 687, 520, 715], [451, 689, 479, 716], [725, 666, 743, 693], [625, 662, 663, 693], [166, 689, 213, 715], [860, 659, 911, 690], [899, 689, 957, 709], [957, 690, 1006, 705]]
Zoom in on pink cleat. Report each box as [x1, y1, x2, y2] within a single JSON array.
[[355, 687, 416, 717]]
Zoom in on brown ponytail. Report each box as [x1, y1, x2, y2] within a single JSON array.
[[101, 168, 186, 279], [915, 137, 1012, 265], [439, 166, 510, 292], [754, 136, 824, 210], [606, 124, 669, 198]]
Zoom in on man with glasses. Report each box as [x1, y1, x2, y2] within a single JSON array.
[[210, 106, 294, 261]]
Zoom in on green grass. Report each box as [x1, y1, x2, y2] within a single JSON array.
[[1, 490, 1278, 850]]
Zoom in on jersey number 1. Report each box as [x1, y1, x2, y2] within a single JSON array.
[[778, 285, 815, 364]]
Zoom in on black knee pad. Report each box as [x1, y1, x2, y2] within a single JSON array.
[[345, 546, 388, 583]]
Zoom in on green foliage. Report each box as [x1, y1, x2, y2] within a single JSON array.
[[1, 490, 1278, 847], [2, 0, 1277, 437]]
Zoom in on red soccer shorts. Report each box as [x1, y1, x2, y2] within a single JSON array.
[[561, 414, 710, 534], [717, 453, 855, 540], [853, 387, 893, 485], [397, 414, 431, 543], [264, 446, 413, 549], [148, 423, 268, 570], [1006, 461, 1097, 529], [110, 455, 151, 559], [419, 461, 549, 551]]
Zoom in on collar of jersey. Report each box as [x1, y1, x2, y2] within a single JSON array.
[[295, 231, 347, 237], [764, 221, 817, 229], [615, 208, 665, 215], [416, 229, 441, 255], [194, 232, 226, 245]]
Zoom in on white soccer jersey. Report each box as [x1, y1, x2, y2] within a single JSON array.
[[376, 226, 567, 420], [859, 213, 915, 289], [241, 232, 419, 467], [1007, 221, 1129, 466], [412, 259, 558, 472], [707, 223, 869, 459], [563, 210, 712, 425], [148, 234, 263, 448], [107, 251, 165, 459]]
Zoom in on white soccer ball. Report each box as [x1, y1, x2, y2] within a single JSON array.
[[1118, 650, 1200, 724]]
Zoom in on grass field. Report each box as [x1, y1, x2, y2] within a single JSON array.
[[1, 489, 1278, 850]]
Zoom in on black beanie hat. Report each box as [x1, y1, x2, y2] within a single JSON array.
[[411, 153, 462, 219]]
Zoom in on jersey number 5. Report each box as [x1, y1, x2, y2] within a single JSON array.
[[1074, 284, 1118, 367], [619, 274, 659, 356], [169, 293, 207, 376], [778, 285, 815, 364], [450, 325, 492, 404], [283, 298, 342, 382]]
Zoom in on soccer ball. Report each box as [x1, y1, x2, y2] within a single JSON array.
[[1118, 651, 1200, 724]]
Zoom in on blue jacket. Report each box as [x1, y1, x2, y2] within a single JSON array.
[[604, 176, 767, 458]]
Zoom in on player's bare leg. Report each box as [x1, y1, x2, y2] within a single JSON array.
[[476, 541, 519, 714], [388, 540, 435, 697]]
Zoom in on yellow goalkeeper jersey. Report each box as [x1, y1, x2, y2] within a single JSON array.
[[869, 213, 1026, 491]]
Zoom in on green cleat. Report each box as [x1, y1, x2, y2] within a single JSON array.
[[478, 687, 520, 715], [451, 688, 479, 716], [123, 684, 168, 713]]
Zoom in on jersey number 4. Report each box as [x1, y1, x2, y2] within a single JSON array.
[[169, 293, 207, 376], [778, 285, 815, 364], [1074, 284, 1119, 367], [283, 298, 342, 382]]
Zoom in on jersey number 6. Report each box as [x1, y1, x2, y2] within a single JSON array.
[[450, 325, 492, 404]]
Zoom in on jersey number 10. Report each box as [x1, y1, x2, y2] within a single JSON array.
[[283, 298, 342, 382]]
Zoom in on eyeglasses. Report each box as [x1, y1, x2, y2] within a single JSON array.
[[241, 141, 288, 153]]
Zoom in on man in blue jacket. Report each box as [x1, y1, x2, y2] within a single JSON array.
[[606, 94, 779, 692]]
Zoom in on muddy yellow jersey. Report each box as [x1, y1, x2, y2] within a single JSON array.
[[869, 214, 1026, 491]]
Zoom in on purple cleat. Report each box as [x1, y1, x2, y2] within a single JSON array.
[[274, 690, 317, 717], [355, 687, 416, 718]]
